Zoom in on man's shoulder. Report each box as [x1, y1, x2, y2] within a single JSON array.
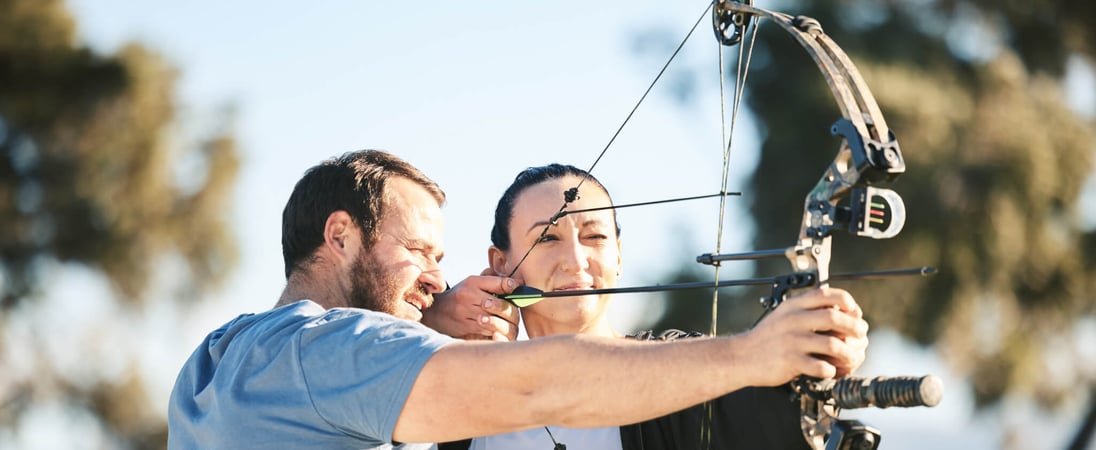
[[207, 300, 449, 349], [206, 300, 325, 343], [256, 300, 401, 332]]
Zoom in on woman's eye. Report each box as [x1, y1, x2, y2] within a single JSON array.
[[537, 234, 559, 243]]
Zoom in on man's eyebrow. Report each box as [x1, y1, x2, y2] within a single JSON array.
[[406, 238, 443, 258]]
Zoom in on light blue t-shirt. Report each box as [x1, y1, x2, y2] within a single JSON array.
[[168, 300, 455, 449]]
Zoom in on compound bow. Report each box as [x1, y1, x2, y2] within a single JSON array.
[[503, 1, 943, 448], [703, 1, 940, 448]]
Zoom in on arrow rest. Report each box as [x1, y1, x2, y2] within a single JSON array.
[[762, 271, 817, 309]]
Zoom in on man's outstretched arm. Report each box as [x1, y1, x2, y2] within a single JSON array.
[[394, 286, 868, 443]]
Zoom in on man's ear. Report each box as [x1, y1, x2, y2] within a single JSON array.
[[487, 246, 509, 276], [323, 211, 357, 261]]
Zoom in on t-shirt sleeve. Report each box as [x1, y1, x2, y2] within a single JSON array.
[[296, 309, 455, 443]]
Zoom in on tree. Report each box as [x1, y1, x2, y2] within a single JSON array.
[[0, 0, 239, 447], [645, 0, 1096, 447]]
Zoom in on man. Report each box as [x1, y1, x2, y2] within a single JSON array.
[[168, 150, 868, 449]]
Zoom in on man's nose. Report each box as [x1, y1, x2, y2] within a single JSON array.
[[419, 267, 445, 294]]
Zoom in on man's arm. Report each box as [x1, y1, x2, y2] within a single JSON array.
[[393, 286, 868, 443]]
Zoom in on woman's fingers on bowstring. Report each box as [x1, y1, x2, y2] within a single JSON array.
[[462, 271, 521, 341], [449, 301, 517, 341], [452, 272, 522, 321], [428, 273, 522, 341], [469, 297, 518, 341]]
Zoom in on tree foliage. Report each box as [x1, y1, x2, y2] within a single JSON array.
[[0, 0, 239, 447], [648, 0, 1096, 413]]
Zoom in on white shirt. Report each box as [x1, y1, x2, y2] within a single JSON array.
[[470, 426, 622, 450]]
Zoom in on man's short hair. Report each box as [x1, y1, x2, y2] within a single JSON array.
[[281, 150, 445, 278]]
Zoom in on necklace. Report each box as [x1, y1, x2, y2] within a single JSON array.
[[544, 426, 566, 450]]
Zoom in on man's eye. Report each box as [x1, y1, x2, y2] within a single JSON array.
[[585, 234, 608, 240], [410, 248, 441, 264]]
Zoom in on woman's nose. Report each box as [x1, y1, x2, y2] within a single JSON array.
[[558, 240, 590, 273]]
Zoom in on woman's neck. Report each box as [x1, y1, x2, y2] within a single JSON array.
[[521, 304, 621, 338]]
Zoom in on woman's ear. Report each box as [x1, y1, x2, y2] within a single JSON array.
[[487, 246, 509, 277]]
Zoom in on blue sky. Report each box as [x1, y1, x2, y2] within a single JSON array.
[[32, 1, 1092, 448], [66, 0, 760, 334]]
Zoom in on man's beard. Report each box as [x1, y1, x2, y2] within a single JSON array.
[[348, 250, 428, 319]]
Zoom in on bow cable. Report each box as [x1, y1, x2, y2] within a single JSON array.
[[549, 191, 740, 220], [502, 6, 721, 449], [506, 3, 716, 278], [710, 5, 761, 336], [702, 8, 761, 448]]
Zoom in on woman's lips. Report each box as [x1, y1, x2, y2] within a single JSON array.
[[552, 283, 594, 291]]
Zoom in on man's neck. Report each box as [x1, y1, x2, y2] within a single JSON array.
[[275, 270, 346, 310]]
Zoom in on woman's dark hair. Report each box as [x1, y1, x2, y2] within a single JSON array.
[[281, 150, 445, 278], [490, 164, 620, 251]]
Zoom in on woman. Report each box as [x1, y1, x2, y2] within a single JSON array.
[[448, 164, 865, 450]]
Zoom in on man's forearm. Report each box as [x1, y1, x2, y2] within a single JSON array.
[[395, 333, 752, 443], [395, 287, 866, 443]]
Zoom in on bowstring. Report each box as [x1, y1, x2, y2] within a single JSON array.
[[703, 9, 761, 450], [506, 3, 716, 279], [711, 11, 761, 334], [700, 19, 728, 450]]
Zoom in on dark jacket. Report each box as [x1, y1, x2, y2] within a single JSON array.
[[440, 330, 810, 450], [619, 330, 809, 450]]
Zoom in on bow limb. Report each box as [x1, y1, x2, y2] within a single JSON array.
[[721, 2, 890, 142], [715, 1, 906, 288]]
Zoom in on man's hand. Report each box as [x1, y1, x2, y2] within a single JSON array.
[[735, 287, 869, 385], [422, 273, 522, 341]]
